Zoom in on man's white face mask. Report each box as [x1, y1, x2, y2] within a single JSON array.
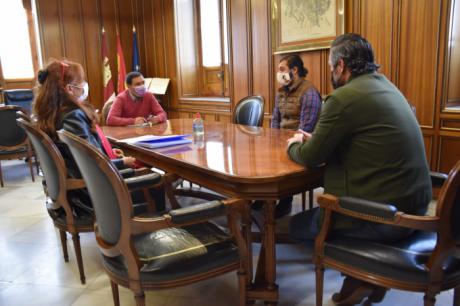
[[276, 71, 291, 86]]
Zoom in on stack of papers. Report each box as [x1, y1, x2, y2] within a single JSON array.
[[144, 78, 170, 95], [120, 134, 192, 149]]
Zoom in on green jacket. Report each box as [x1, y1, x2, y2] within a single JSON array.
[[288, 73, 431, 227]]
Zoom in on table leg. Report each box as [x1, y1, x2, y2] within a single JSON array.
[[264, 200, 278, 305], [248, 200, 279, 304]]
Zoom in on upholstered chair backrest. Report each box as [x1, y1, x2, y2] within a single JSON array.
[[447, 162, 460, 243], [58, 130, 128, 246], [436, 161, 460, 244], [0, 106, 28, 148], [17, 118, 64, 201], [233, 95, 264, 127], [101, 100, 114, 125], [3, 89, 34, 113]]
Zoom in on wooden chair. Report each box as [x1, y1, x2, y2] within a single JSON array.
[[101, 100, 114, 125], [58, 129, 251, 306], [17, 118, 92, 284], [0, 105, 35, 187], [233, 95, 264, 127], [3, 89, 34, 113], [314, 161, 460, 306], [233, 95, 316, 212], [17, 118, 165, 285]]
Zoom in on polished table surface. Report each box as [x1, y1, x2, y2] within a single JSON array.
[[103, 119, 323, 304], [103, 119, 322, 200]]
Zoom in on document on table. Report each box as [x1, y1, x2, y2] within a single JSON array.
[[120, 134, 192, 149]]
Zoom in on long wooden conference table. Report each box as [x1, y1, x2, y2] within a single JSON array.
[[103, 118, 323, 304]]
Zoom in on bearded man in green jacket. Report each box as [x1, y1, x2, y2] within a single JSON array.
[[287, 33, 432, 304]]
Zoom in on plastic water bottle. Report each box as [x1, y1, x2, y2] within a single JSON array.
[[192, 113, 204, 136], [192, 113, 205, 149]]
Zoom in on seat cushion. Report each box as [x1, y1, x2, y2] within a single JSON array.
[[49, 208, 94, 228], [101, 222, 239, 283], [324, 230, 460, 285]]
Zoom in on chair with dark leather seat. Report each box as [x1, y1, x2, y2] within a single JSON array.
[[17, 117, 93, 284], [58, 129, 251, 306], [0, 105, 35, 187], [3, 89, 34, 114], [314, 161, 460, 306], [233, 95, 264, 127], [17, 118, 165, 285]]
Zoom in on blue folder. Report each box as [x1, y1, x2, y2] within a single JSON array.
[[135, 134, 192, 149]]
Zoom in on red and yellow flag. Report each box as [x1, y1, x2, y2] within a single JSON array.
[[101, 28, 115, 103], [116, 33, 127, 95]]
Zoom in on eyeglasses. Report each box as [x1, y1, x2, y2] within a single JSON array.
[[68, 83, 84, 89]]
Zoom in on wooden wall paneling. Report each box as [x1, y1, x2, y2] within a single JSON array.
[[60, 0, 85, 64], [390, 0, 401, 85], [168, 110, 179, 119], [160, 0, 179, 109], [437, 135, 460, 172], [81, 0, 103, 110], [358, 0, 394, 79], [250, 0, 271, 116], [301, 51, 322, 93], [229, 0, 250, 104], [397, 0, 441, 128], [140, 0, 154, 77], [117, 0, 134, 75], [446, 0, 460, 107], [422, 133, 434, 167], [216, 114, 231, 123], [23, 0, 40, 77], [174, 0, 199, 97], [432, 0, 451, 170], [3, 79, 35, 90], [36, 0, 64, 61], [349, 0, 360, 32], [321, 49, 332, 95], [441, 118, 460, 130]]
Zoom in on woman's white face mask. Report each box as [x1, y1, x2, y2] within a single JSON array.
[[69, 82, 89, 102]]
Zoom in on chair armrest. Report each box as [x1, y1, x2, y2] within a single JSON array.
[[169, 201, 225, 224], [119, 168, 135, 178], [129, 198, 248, 234], [430, 171, 448, 188], [124, 173, 162, 190], [66, 178, 86, 190], [318, 194, 439, 232], [339, 197, 397, 220]]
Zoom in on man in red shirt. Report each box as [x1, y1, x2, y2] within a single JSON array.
[[106, 71, 167, 126]]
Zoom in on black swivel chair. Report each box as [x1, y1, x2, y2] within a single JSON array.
[[3, 89, 34, 114], [233, 95, 264, 127], [58, 129, 251, 306], [314, 161, 460, 306]]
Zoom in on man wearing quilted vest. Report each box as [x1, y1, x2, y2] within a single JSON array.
[[271, 54, 322, 218]]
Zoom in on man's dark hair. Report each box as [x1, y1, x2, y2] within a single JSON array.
[[280, 54, 308, 77], [126, 71, 143, 85], [330, 33, 380, 76]]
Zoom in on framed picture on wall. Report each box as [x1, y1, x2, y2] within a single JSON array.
[[271, 0, 345, 54]]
